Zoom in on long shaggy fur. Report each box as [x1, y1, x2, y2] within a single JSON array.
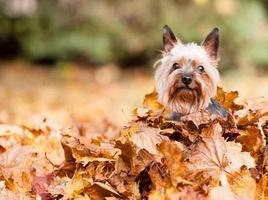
[[155, 42, 220, 115]]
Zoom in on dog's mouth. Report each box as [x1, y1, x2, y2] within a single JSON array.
[[175, 86, 197, 93], [170, 86, 202, 99]]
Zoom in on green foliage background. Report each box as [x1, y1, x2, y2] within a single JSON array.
[[1, 0, 268, 71]]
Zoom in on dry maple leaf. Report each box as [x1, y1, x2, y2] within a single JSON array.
[[0, 144, 56, 193], [186, 123, 255, 184], [256, 175, 268, 199], [148, 186, 207, 200], [31, 174, 55, 199], [131, 123, 168, 157], [21, 114, 60, 136], [147, 162, 169, 190], [159, 120, 200, 145], [0, 181, 27, 200], [62, 169, 91, 198], [118, 122, 169, 160], [227, 168, 257, 200], [209, 168, 259, 200], [235, 99, 268, 132], [143, 90, 163, 111], [180, 109, 212, 127], [215, 87, 243, 112], [158, 140, 188, 187], [236, 126, 264, 158], [114, 139, 137, 174], [61, 134, 117, 167], [86, 181, 121, 200], [135, 149, 156, 177]]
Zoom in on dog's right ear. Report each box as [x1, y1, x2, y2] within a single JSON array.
[[163, 25, 178, 52]]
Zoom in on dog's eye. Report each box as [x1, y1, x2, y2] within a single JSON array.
[[197, 65, 205, 73], [172, 63, 180, 70]]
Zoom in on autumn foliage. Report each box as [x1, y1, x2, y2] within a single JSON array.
[[0, 87, 268, 200]]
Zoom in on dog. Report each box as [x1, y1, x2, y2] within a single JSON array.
[[154, 25, 227, 119]]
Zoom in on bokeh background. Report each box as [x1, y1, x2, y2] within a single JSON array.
[[0, 0, 267, 133]]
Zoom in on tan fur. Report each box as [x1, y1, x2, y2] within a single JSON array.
[[155, 42, 220, 115]]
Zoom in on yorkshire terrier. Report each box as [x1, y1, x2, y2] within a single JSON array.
[[155, 25, 227, 119]]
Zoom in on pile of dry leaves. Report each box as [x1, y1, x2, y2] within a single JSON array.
[[0, 88, 267, 200]]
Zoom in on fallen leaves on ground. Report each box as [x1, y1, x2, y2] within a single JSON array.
[[0, 87, 268, 200]]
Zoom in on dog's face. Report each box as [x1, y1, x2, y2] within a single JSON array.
[[155, 25, 220, 115]]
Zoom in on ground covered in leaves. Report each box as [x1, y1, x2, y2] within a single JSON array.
[[0, 64, 268, 199]]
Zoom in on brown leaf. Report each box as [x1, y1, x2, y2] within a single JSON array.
[[186, 123, 255, 178], [94, 182, 119, 195], [180, 110, 212, 127], [148, 186, 207, 200], [131, 123, 168, 157], [135, 149, 155, 176], [235, 98, 268, 127], [60, 134, 78, 163], [236, 126, 264, 157], [209, 168, 257, 200], [215, 87, 243, 112], [227, 169, 256, 200], [158, 141, 188, 187], [0, 145, 6, 154], [108, 174, 136, 197], [148, 162, 169, 190], [256, 175, 268, 200], [115, 139, 136, 174], [32, 174, 54, 199], [143, 90, 163, 111]]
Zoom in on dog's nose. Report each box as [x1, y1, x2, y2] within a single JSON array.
[[182, 76, 192, 85]]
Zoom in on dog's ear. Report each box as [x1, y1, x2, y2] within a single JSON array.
[[201, 28, 219, 60], [163, 25, 178, 52]]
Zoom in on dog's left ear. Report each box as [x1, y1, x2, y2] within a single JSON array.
[[201, 28, 219, 60]]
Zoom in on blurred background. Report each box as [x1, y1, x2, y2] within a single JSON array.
[[0, 0, 267, 134]]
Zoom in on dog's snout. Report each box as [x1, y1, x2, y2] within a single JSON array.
[[182, 76, 192, 85]]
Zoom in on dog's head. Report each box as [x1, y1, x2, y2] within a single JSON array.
[[155, 25, 220, 115]]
